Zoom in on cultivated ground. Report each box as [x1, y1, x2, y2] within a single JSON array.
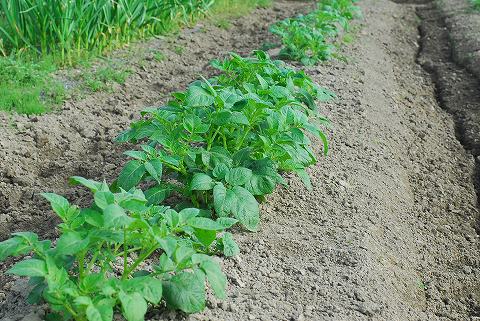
[[1, 0, 480, 320]]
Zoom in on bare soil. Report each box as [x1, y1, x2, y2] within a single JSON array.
[[1, 0, 480, 321]]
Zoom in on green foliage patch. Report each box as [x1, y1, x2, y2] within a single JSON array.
[[270, 0, 361, 65], [0, 0, 352, 318], [115, 51, 334, 232], [0, 50, 333, 320], [0, 0, 214, 65], [0, 57, 64, 114], [1, 179, 236, 320]]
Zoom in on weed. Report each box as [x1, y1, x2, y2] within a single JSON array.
[[216, 19, 232, 30], [0, 57, 64, 114], [81, 66, 131, 93], [174, 46, 185, 55], [208, 0, 272, 26], [153, 52, 166, 62]]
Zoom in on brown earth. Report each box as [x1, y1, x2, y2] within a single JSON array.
[[1, 0, 480, 320]]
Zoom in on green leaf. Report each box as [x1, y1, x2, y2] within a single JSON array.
[[199, 259, 226, 299], [86, 300, 114, 321], [119, 291, 147, 321], [194, 229, 217, 248], [174, 246, 196, 266], [42, 193, 70, 221], [0, 237, 31, 260], [185, 85, 214, 107], [212, 163, 230, 180], [124, 151, 148, 161], [27, 283, 46, 305], [190, 173, 215, 191], [211, 110, 232, 125], [216, 217, 238, 229], [213, 184, 258, 230], [294, 168, 312, 191], [230, 112, 250, 125], [94, 191, 115, 210], [183, 114, 209, 135], [162, 270, 206, 313], [80, 273, 104, 293], [230, 186, 259, 232], [218, 88, 242, 107], [225, 167, 252, 186], [269, 85, 291, 99], [140, 278, 163, 305], [188, 217, 224, 231], [8, 259, 47, 277], [144, 186, 168, 205], [117, 160, 146, 191], [103, 204, 133, 228], [256, 73, 268, 90], [145, 159, 163, 183], [69, 176, 102, 192], [178, 208, 200, 224], [55, 231, 89, 256], [213, 183, 227, 216], [75, 296, 92, 306], [221, 232, 240, 257], [162, 209, 180, 228], [122, 277, 163, 305], [244, 174, 276, 196], [83, 209, 103, 227]]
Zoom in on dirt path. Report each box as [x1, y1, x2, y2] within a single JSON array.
[[1, 0, 480, 320]]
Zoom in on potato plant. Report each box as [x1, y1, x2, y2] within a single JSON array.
[[0, 28, 336, 321], [115, 51, 333, 231], [270, 0, 361, 65], [0, 177, 239, 320]]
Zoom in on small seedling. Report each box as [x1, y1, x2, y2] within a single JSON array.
[[154, 52, 166, 62], [174, 46, 185, 55]]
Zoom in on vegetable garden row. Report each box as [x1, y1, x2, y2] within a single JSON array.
[[0, 1, 360, 320]]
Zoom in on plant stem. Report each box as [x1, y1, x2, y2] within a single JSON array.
[[124, 245, 158, 278], [122, 228, 128, 279]]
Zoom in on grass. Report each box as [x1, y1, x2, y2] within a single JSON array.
[[81, 65, 132, 92], [174, 45, 185, 55], [0, 0, 271, 115], [0, 57, 64, 114], [472, 0, 480, 9], [208, 0, 272, 29], [153, 52, 166, 62]]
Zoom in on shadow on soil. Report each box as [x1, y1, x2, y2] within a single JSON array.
[[394, 0, 480, 235]]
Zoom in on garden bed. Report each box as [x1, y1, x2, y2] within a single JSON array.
[[1, 0, 480, 320]]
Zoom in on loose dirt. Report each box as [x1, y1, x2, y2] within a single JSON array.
[[1, 0, 480, 320]]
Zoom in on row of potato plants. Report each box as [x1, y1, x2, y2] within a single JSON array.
[[0, 50, 333, 321], [270, 0, 361, 65], [0, 0, 362, 319]]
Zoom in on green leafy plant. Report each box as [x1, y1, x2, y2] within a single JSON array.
[[0, 36, 338, 321], [115, 51, 333, 231], [81, 65, 132, 93], [270, 0, 361, 65], [0, 56, 64, 114], [0, 0, 214, 65], [0, 177, 239, 320]]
